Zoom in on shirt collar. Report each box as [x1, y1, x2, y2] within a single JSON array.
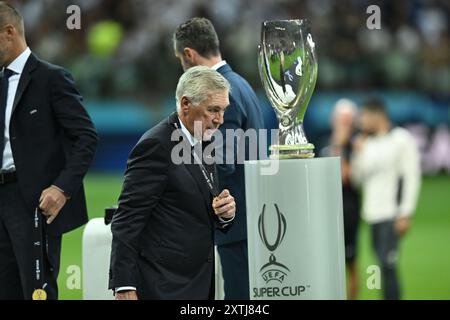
[[177, 117, 200, 147], [6, 47, 31, 75], [211, 60, 227, 71]]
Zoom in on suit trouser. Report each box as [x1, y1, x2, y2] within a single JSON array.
[[371, 220, 400, 300], [217, 240, 249, 300], [0, 181, 61, 300]]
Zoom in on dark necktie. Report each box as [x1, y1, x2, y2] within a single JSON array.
[[0, 68, 14, 169]]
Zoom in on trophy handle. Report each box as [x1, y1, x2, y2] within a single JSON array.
[[258, 44, 298, 130], [295, 32, 318, 124]]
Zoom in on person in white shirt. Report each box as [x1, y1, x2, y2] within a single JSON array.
[[351, 97, 421, 300]]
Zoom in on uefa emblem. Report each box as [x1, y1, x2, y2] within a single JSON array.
[[258, 204, 290, 284]]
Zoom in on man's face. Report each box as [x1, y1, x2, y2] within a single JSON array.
[[359, 110, 381, 135], [181, 90, 229, 141], [333, 110, 354, 131], [0, 25, 13, 67]]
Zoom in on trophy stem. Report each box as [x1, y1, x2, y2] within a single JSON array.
[[270, 121, 315, 159]]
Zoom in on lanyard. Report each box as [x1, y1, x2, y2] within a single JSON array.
[[173, 120, 219, 197], [32, 207, 48, 300], [192, 148, 219, 197]]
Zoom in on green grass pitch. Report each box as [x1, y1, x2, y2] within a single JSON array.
[[57, 173, 450, 300]]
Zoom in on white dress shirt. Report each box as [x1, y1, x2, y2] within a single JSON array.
[[211, 60, 227, 71], [2, 47, 31, 171], [178, 116, 200, 147]]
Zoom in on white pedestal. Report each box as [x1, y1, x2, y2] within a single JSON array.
[[81, 218, 226, 300], [82, 218, 114, 300], [245, 157, 346, 299]]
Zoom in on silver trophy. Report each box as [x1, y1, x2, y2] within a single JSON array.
[[259, 19, 318, 159]]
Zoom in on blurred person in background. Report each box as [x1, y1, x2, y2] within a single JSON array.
[[0, 2, 97, 299], [351, 97, 421, 300], [173, 17, 265, 300], [321, 98, 361, 300]]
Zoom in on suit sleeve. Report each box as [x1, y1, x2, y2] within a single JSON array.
[[109, 138, 169, 289], [49, 68, 98, 197], [217, 95, 244, 177]]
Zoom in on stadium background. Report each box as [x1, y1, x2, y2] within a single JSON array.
[[9, 0, 450, 299]]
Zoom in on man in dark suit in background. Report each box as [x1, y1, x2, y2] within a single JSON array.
[[0, 2, 98, 299], [109, 66, 236, 300], [173, 17, 265, 299]]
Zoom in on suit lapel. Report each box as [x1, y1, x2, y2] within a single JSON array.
[[12, 53, 38, 115], [202, 139, 219, 196], [184, 160, 212, 206], [168, 113, 214, 220]]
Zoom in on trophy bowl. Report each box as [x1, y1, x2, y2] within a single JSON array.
[[258, 19, 318, 159]]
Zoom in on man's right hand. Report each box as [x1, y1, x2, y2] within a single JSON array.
[[213, 189, 235, 220], [115, 290, 138, 300]]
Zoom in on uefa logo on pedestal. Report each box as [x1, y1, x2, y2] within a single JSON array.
[[258, 204, 290, 284], [253, 203, 309, 299]]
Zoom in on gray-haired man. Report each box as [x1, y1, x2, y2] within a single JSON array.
[[173, 17, 266, 300], [109, 66, 236, 300]]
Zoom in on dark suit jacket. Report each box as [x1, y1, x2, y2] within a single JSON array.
[[5, 53, 98, 235], [109, 112, 232, 299], [214, 63, 265, 246]]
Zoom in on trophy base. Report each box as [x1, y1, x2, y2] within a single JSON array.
[[269, 144, 315, 160]]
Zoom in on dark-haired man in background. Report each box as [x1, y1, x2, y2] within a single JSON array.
[[173, 17, 265, 299], [351, 97, 421, 299]]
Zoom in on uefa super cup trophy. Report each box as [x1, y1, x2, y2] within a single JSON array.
[[259, 19, 318, 159]]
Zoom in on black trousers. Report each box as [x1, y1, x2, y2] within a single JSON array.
[[217, 240, 249, 300], [0, 181, 61, 300], [371, 220, 400, 300]]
